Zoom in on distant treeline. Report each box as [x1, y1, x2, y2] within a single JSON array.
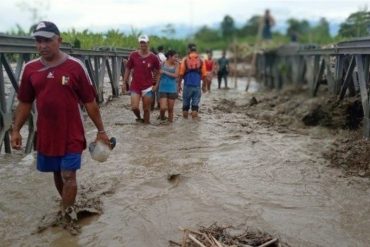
[[6, 8, 370, 56]]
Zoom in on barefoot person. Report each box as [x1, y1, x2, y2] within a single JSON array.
[[179, 43, 207, 119], [204, 50, 216, 92], [217, 50, 230, 89], [11, 21, 110, 218], [152, 45, 166, 110], [158, 50, 179, 122], [122, 34, 160, 124]]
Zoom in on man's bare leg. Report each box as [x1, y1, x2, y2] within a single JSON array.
[[131, 94, 142, 120], [168, 99, 175, 122], [53, 172, 63, 197], [159, 98, 168, 120], [142, 95, 152, 124], [61, 170, 77, 209]]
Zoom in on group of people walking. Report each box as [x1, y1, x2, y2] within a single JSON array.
[[9, 20, 231, 227], [8, 8, 278, 232], [122, 35, 230, 124]]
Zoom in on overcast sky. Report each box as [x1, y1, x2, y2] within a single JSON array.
[[0, 0, 368, 34]]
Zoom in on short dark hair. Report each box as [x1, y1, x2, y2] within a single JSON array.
[[165, 49, 177, 58], [157, 45, 164, 52], [188, 43, 197, 51]]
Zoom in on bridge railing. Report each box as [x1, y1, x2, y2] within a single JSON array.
[[255, 38, 370, 137], [0, 34, 133, 154]]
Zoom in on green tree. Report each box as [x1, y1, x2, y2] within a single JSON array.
[[286, 18, 310, 42], [105, 29, 125, 47], [220, 15, 235, 40], [286, 18, 310, 36], [338, 7, 370, 38], [194, 25, 220, 42], [239, 15, 260, 37], [311, 18, 331, 43]]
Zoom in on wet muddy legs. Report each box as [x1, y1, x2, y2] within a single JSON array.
[[53, 171, 77, 210]]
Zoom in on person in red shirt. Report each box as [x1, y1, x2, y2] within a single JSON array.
[[11, 21, 110, 221], [122, 35, 160, 124], [204, 50, 216, 92]]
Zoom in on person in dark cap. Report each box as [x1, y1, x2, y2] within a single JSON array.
[[178, 43, 207, 119], [31, 21, 61, 38], [11, 21, 111, 224]]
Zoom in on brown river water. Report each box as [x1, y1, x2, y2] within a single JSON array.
[[1, 78, 370, 246]]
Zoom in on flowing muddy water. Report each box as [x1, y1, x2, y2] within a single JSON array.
[[1, 78, 370, 246]]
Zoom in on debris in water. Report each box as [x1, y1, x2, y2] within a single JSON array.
[[169, 223, 290, 247], [249, 96, 258, 106], [167, 173, 181, 183]]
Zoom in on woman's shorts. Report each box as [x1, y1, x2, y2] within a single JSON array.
[[159, 92, 178, 99]]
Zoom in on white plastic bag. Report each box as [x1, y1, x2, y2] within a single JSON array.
[[89, 141, 111, 162]]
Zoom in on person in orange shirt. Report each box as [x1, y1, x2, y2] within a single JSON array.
[[178, 43, 207, 119]]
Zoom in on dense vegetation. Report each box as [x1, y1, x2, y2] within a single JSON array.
[[6, 7, 370, 56]]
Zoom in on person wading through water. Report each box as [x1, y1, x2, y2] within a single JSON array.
[[122, 34, 160, 124], [204, 50, 216, 92], [11, 21, 111, 223], [217, 50, 230, 89], [179, 43, 207, 119], [158, 49, 179, 123]]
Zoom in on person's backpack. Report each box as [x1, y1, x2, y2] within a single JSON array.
[[184, 55, 202, 74]]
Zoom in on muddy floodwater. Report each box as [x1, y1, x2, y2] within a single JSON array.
[[1, 78, 370, 246]]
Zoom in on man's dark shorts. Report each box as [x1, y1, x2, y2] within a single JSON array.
[[37, 153, 81, 172]]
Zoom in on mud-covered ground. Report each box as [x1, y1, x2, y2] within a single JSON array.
[[1, 78, 370, 246], [226, 85, 370, 178]]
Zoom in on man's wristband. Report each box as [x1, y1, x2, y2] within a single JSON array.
[[97, 130, 106, 134]]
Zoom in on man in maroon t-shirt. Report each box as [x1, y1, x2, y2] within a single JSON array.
[[11, 21, 110, 222], [122, 34, 160, 124]]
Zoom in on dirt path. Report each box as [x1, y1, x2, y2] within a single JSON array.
[[1, 78, 370, 246]]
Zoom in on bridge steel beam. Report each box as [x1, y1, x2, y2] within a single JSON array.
[[256, 38, 370, 138]]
